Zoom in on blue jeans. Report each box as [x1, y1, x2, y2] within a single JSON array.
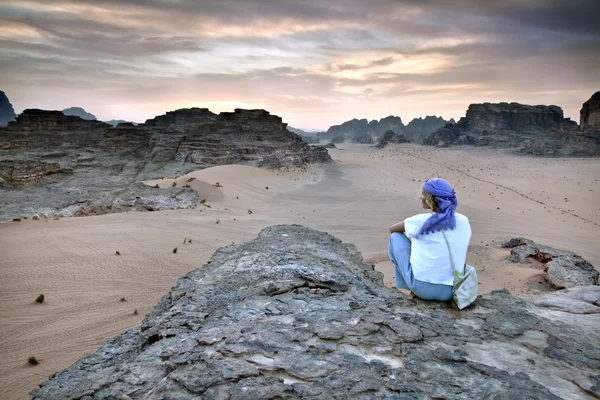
[[388, 232, 453, 301]]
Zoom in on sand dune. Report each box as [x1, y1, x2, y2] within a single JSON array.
[[1, 144, 599, 399]]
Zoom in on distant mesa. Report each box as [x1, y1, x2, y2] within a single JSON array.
[[353, 133, 373, 144], [422, 97, 600, 156], [404, 116, 455, 143], [580, 91, 600, 133], [62, 106, 97, 120], [0, 90, 16, 127], [319, 115, 453, 144], [105, 119, 138, 127], [0, 107, 332, 220]]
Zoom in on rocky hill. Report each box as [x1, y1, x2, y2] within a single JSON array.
[[0, 108, 331, 220], [423, 100, 600, 156], [0, 91, 16, 127], [404, 115, 455, 143], [319, 116, 404, 142], [62, 106, 97, 120], [375, 130, 410, 148], [31, 225, 600, 399], [580, 91, 600, 133]]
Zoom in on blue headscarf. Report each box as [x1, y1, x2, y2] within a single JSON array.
[[418, 178, 457, 236]]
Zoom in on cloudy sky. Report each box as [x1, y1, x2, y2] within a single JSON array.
[[1, 0, 598, 129]]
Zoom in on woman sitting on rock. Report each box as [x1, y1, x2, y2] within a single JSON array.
[[388, 178, 471, 301]]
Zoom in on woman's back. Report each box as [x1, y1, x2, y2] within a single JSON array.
[[405, 212, 472, 286]]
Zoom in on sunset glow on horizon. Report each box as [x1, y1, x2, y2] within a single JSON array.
[[1, 0, 598, 129]]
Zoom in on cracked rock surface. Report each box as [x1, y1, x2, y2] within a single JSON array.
[[32, 225, 600, 399]]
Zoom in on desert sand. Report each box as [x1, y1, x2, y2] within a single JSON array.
[[1, 143, 599, 399]]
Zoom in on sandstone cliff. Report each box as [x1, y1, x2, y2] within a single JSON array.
[[31, 225, 600, 399], [423, 102, 600, 156], [580, 91, 600, 132], [404, 115, 454, 143], [0, 108, 331, 220], [0, 91, 16, 127], [320, 116, 404, 142]]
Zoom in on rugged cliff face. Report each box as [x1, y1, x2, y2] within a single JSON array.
[[0, 108, 331, 219], [320, 116, 404, 141], [404, 115, 454, 143], [31, 225, 600, 399], [423, 101, 600, 156], [580, 91, 600, 132], [0, 91, 17, 127]]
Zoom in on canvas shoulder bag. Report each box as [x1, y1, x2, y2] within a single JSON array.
[[441, 230, 478, 309]]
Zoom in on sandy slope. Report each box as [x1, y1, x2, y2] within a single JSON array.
[[1, 144, 599, 399]]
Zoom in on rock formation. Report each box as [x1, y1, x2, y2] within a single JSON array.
[[319, 116, 404, 142], [104, 119, 136, 127], [353, 133, 373, 144], [62, 107, 97, 120], [502, 238, 599, 289], [329, 135, 345, 144], [32, 225, 600, 399], [0, 91, 16, 127], [580, 91, 600, 132], [423, 102, 600, 156], [404, 116, 454, 143], [375, 130, 410, 148], [0, 108, 332, 220]]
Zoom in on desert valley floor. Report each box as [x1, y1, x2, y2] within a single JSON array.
[[1, 143, 599, 399]]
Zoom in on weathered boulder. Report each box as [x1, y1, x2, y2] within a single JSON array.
[[62, 107, 97, 120], [404, 116, 454, 143], [375, 130, 410, 148], [32, 226, 600, 399], [0, 90, 16, 127], [423, 102, 599, 156], [502, 238, 599, 289], [580, 91, 600, 132], [323, 142, 337, 149], [0, 108, 332, 220], [353, 133, 373, 144]]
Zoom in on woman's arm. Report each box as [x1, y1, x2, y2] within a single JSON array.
[[389, 220, 405, 233]]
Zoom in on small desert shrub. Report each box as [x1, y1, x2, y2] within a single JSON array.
[[213, 182, 222, 187], [183, 184, 191, 188], [35, 294, 45, 303], [173, 247, 178, 254], [28, 356, 38, 365], [188, 239, 192, 244], [12, 218, 21, 222], [115, 251, 121, 255], [172, 182, 177, 187], [153, 184, 159, 188], [183, 238, 187, 244], [265, 186, 269, 190], [23, 216, 28, 219], [120, 297, 127, 302], [133, 309, 138, 315], [200, 199, 206, 204], [248, 209, 253, 215], [186, 177, 196, 182], [216, 219, 220, 224]]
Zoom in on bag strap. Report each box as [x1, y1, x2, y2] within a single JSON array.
[[441, 230, 461, 277]]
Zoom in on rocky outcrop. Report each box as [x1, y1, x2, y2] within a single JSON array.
[[353, 133, 373, 144], [375, 130, 410, 148], [0, 108, 332, 220], [502, 238, 599, 289], [580, 91, 600, 132], [300, 135, 319, 144], [0, 91, 17, 127], [319, 116, 404, 142], [62, 107, 97, 120], [330, 135, 345, 144], [32, 225, 600, 399], [423, 102, 600, 156], [404, 116, 455, 143]]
